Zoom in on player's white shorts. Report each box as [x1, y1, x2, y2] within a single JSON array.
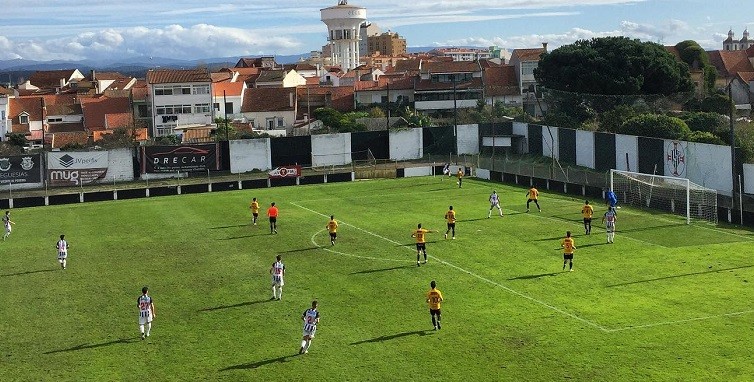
[[606, 223, 615, 232], [57, 251, 68, 260], [4, 224, 10, 234], [490, 202, 500, 209], [302, 327, 316, 338], [138, 312, 153, 325], [272, 275, 284, 287]]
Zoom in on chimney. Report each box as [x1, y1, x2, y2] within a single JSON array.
[[90, 69, 96, 81], [542, 42, 548, 52]]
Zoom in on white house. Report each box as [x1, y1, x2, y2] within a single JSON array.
[[212, 81, 246, 121], [241, 87, 297, 135], [146, 69, 214, 137]]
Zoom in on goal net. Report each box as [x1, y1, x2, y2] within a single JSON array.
[[610, 169, 718, 224]]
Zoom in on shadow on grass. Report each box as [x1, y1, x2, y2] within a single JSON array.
[[220, 353, 298, 371], [278, 246, 319, 254], [199, 299, 272, 312], [209, 224, 251, 230], [218, 233, 273, 240], [606, 264, 754, 288], [507, 272, 560, 281], [578, 242, 611, 249], [1, 269, 57, 277], [350, 330, 432, 345], [43, 338, 137, 354], [351, 265, 409, 275], [457, 217, 490, 223]]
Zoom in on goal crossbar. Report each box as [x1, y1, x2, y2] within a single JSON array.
[[610, 169, 718, 224]]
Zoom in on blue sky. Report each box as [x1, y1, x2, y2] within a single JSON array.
[[0, 0, 751, 61]]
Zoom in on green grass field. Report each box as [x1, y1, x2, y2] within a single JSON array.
[[2, 177, 754, 381]]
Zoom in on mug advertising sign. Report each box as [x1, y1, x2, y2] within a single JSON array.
[[0, 154, 42, 184], [141, 144, 220, 173], [268, 165, 302, 179], [47, 152, 109, 186]]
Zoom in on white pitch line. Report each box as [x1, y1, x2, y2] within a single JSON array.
[[292, 202, 611, 332], [309, 229, 411, 263], [606, 309, 754, 332]]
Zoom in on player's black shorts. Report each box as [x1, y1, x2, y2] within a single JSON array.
[[253, 213, 259, 218], [416, 243, 426, 251], [563, 253, 574, 260], [583, 218, 592, 224], [527, 198, 537, 203], [430, 308, 441, 317], [269, 217, 277, 223], [329, 232, 337, 239], [447, 223, 455, 229]]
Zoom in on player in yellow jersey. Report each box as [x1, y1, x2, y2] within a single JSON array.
[[249, 197, 260, 225], [326, 215, 338, 246], [581, 200, 594, 235], [561, 231, 576, 271], [444, 206, 456, 240], [526, 186, 541, 212], [456, 168, 463, 188], [411, 223, 434, 267], [426, 280, 444, 330]]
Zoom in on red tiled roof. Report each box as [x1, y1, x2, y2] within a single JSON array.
[[211, 72, 233, 82], [9, 97, 44, 124], [242, 87, 296, 113], [737, 71, 754, 82], [146, 69, 211, 84], [421, 61, 482, 74], [708, 50, 754, 78], [511, 48, 545, 61], [130, 80, 149, 101], [47, 122, 85, 133], [484, 65, 520, 96], [51, 131, 89, 149], [213, 81, 244, 97], [394, 59, 422, 73], [28, 69, 78, 89], [296, 85, 354, 117], [80, 96, 133, 131], [90, 71, 127, 81]]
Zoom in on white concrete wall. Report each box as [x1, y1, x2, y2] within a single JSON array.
[[107, 148, 135, 182], [312, 133, 352, 166], [541, 125, 559, 159], [404, 166, 432, 177], [229, 138, 272, 173], [475, 168, 490, 180], [744, 164, 754, 194], [389, 128, 423, 160], [456, 124, 479, 155], [512, 122, 528, 154], [664, 139, 733, 195], [575, 129, 595, 169], [615, 134, 638, 172]]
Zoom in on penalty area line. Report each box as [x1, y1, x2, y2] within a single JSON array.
[[292, 202, 610, 332], [606, 309, 754, 332]]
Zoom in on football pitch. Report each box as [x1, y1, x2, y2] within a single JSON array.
[[2, 177, 754, 381]]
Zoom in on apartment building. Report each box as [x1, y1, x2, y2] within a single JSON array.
[[146, 69, 214, 138]]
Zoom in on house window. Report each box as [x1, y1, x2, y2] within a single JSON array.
[[192, 85, 210, 95], [521, 62, 538, 76], [19, 115, 29, 124], [225, 102, 233, 114], [47, 117, 63, 123], [138, 105, 150, 118], [154, 86, 173, 96], [266, 118, 275, 130], [213, 103, 220, 111], [195, 104, 210, 114], [277, 118, 284, 127], [1, 110, 6, 120]]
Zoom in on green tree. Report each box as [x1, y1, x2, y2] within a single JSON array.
[[6, 133, 27, 148], [675, 40, 710, 68], [679, 112, 726, 133], [617, 114, 690, 139], [597, 105, 643, 133], [536, 37, 694, 96], [94, 127, 136, 148], [684, 131, 725, 144], [535, 37, 695, 127], [700, 93, 733, 115]]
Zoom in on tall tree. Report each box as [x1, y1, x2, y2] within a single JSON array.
[[536, 37, 694, 96]]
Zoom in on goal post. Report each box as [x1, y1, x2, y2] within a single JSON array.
[[609, 169, 718, 224]]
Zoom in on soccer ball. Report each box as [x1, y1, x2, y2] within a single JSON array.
[[456, 182, 459, 185]]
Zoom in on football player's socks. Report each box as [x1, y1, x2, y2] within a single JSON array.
[[301, 340, 306, 348], [139, 325, 145, 334], [146, 322, 151, 336]]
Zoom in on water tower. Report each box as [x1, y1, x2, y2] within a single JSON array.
[[321, 1, 366, 71]]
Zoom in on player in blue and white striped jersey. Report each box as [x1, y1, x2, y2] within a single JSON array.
[[488, 191, 503, 218], [299, 300, 320, 354]]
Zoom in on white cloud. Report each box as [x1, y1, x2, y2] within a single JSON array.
[[0, 24, 304, 61]]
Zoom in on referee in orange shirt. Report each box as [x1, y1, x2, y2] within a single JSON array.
[[267, 202, 279, 234]]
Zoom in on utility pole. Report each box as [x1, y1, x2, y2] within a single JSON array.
[[728, 81, 736, 210], [386, 81, 390, 129], [223, 90, 229, 141]]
